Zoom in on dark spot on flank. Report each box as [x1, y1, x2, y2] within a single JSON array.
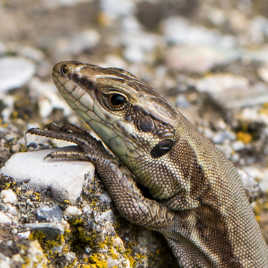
[[150, 139, 174, 158]]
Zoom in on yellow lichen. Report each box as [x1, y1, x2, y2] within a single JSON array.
[[33, 192, 41, 201], [236, 131, 252, 144], [0, 119, 8, 127], [109, 247, 118, 259], [89, 253, 108, 268], [259, 103, 268, 116], [64, 199, 71, 204]]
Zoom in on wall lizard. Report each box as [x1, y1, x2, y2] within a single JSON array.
[[28, 61, 268, 267]]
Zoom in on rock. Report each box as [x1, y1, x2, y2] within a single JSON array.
[[29, 78, 72, 118], [121, 29, 159, 63], [165, 45, 240, 73], [64, 205, 82, 217], [175, 95, 190, 108], [0, 189, 17, 204], [161, 16, 236, 48], [243, 45, 268, 64], [100, 0, 135, 19], [0, 212, 12, 225], [19, 46, 45, 62], [0, 57, 35, 92], [0, 42, 6, 55], [212, 131, 236, 144], [36, 205, 63, 222], [24, 240, 48, 267], [58, 30, 100, 56], [196, 73, 248, 95], [195, 74, 268, 108], [242, 166, 268, 193], [0, 148, 95, 203], [258, 64, 268, 83], [248, 16, 268, 44], [25, 222, 65, 241]]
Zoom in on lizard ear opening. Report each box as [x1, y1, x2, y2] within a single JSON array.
[[150, 139, 174, 158]]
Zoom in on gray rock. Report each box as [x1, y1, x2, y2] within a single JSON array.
[[0, 148, 95, 203], [212, 131, 236, 144], [25, 222, 64, 241], [59, 30, 100, 55], [161, 16, 236, 48], [36, 205, 63, 222], [0, 189, 17, 204], [165, 45, 240, 73], [0, 57, 35, 92], [195, 74, 268, 108], [100, 0, 135, 19]]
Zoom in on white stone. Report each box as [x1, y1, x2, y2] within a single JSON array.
[[243, 166, 268, 193], [0, 57, 35, 92], [258, 65, 268, 83], [166, 45, 239, 73], [29, 78, 72, 116], [0, 189, 17, 204], [161, 17, 236, 48], [196, 74, 249, 95], [0, 148, 95, 203], [0, 212, 12, 224], [64, 206, 82, 217], [100, 0, 135, 19]]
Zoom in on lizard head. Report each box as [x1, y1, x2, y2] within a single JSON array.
[[52, 61, 180, 196]]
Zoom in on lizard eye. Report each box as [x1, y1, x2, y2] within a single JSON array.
[[107, 93, 127, 110]]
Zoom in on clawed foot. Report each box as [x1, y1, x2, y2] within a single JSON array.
[[26, 122, 113, 163]]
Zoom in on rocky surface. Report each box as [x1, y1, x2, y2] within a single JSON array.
[[0, 0, 268, 267]]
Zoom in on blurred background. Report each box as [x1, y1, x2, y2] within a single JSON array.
[[0, 0, 268, 267]]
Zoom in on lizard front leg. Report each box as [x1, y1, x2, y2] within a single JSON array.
[[27, 123, 176, 230]]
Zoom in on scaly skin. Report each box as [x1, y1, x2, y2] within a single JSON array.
[[28, 61, 268, 267]]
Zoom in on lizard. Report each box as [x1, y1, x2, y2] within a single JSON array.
[[27, 61, 268, 267]]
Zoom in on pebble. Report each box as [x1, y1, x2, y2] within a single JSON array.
[[6, 204, 17, 216], [165, 45, 240, 73], [0, 189, 17, 204], [0, 148, 95, 203], [0, 42, 6, 55], [175, 95, 190, 108], [29, 78, 72, 117], [60, 30, 100, 55], [161, 16, 236, 48], [0, 57, 35, 92], [249, 16, 268, 44], [0, 211, 12, 225], [25, 223, 65, 240], [212, 131, 236, 144], [243, 166, 268, 193], [258, 64, 268, 83], [121, 31, 159, 63], [100, 0, 135, 19], [243, 45, 268, 64], [64, 205, 82, 217], [19, 46, 45, 62], [196, 73, 249, 95], [36, 205, 63, 222], [232, 141, 245, 151], [194, 74, 268, 108]]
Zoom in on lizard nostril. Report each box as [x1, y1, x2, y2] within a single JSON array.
[[60, 64, 69, 76]]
